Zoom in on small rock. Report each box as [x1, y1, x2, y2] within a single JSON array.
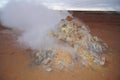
[[43, 58, 52, 65], [35, 52, 41, 57], [46, 68, 52, 72], [100, 57, 105, 65]]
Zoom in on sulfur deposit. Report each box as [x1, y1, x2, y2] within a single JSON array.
[[30, 16, 109, 71]]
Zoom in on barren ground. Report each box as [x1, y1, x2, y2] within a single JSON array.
[[0, 12, 120, 80]]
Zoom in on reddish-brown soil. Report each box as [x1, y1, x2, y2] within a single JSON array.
[[0, 12, 120, 80]]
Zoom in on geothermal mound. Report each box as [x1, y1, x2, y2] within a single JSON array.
[[30, 16, 108, 71]]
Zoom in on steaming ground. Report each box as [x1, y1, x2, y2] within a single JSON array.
[[0, 0, 70, 50]]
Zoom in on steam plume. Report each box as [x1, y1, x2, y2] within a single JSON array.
[[0, 0, 70, 50]]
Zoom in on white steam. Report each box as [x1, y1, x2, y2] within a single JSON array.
[[0, 0, 70, 50]]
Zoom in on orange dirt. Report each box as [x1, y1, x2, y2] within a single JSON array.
[[0, 12, 120, 80]]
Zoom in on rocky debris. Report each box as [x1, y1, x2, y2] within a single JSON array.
[[94, 56, 105, 65], [51, 17, 108, 66], [30, 16, 109, 71], [30, 49, 74, 71], [53, 49, 74, 68]]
